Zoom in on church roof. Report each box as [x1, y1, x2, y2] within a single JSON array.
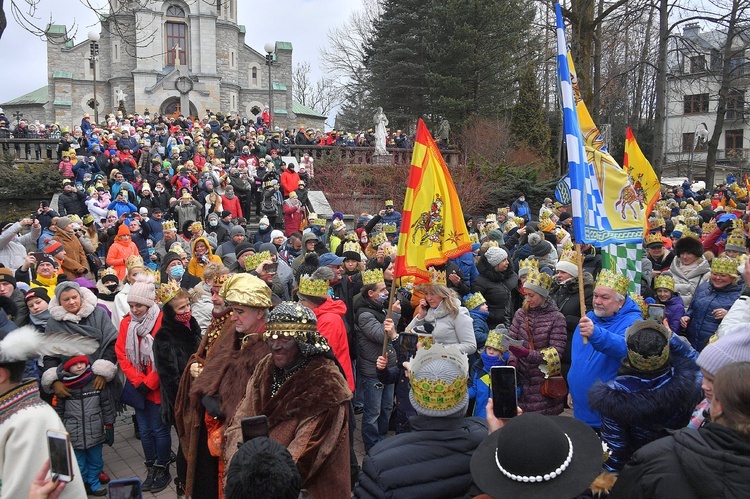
[[293, 102, 327, 119], [2, 85, 48, 106]]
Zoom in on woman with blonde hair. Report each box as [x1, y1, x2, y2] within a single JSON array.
[[406, 280, 476, 355]]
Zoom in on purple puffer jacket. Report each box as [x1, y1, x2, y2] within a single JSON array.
[[508, 298, 568, 415]]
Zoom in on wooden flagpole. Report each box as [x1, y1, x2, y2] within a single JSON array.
[[381, 278, 399, 357], [575, 243, 588, 344]]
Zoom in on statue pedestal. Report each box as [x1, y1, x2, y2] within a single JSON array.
[[372, 153, 391, 166]]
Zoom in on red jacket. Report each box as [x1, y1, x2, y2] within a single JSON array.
[[116, 312, 164, 404], [221, 194, 243, 218], [312, 297, 355, 391], [280, 170, 301, 197], [283, 202, 303, 236]]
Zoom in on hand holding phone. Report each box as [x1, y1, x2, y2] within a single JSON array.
[[241, 416, 269, 442], [47, 429, 73, 483], [490, 366, 518, 419], [108, 478, 142, 499]]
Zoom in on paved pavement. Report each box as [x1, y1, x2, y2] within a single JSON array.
[[102, 410, 368, 497]]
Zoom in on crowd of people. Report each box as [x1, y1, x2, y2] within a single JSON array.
[[1, 110, 750, 498]]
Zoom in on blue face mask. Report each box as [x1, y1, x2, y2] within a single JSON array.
[[259, 224, 268, 231], [209, 221, 218, 227], [169, 264, 185, 279]]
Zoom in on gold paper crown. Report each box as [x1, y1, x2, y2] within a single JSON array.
[[702, 222, 718, 234], [629, 292, 649, 319], [712, 256, 738, 275], [162, 220, 176, 232], [315, 217, 327, 227], [383, 223, 398, 234], [100, 267, 118, 279], [537, 218, 555, 232], [344, 232, 358, 242], [126, 255, 145, 271], [486, 240, 500, 248], [370, 232, 387, 248], [213, 273, 231, 289], [518, 258, 539, 274], [725, 230, 747, 250], [245, 250, 272, 271], [732, 219, 746, 231], [308, 212, 317, 220], [485, 222, 498, 232], [648, 217, 665, 230], [504, 219, 517, 232], [653, 274, 674, 291], [189, 221, 203, 232], [496, 208, 508, 216], [332, 219, 346, 232], [485, 214, 497, 223], [361, 268, 384, 286], [685, 215, 701, 228], [298, 275, 330, 298], [700, 199, 712, 208], [342, 241, 360, 254], [143, 269, 161, 285], [428, 267, 447, 286], [659, 206, 672, 218], [408, 344, 469, 413], [385, 199, 394, 206], [513, 217, 525, 227], [484, 329, 507, 352], [558, 249, 578, 266], [672, 223, 688, 235], [524, 268, 553, 293], [469, 233, 479, 245], [156, 279, 182, 304], [561, 240, 574, 251], [463, 292, 486, 311], [595, 268, 630, 296], [169, 244, 187, 256], [645, 232, 664, 246], [539, 347, 562, 378], [626, 321, 670, 371]]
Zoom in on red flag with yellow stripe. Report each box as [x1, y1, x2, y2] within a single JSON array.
[[393, 119, 471, 283], [624, 126, 661, 229]]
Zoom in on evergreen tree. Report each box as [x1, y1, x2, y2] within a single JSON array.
[[510, 63, 551, 159]]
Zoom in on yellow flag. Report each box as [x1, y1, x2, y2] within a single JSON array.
[[394, 119, 471, 283], [624, 126, 661, 227]]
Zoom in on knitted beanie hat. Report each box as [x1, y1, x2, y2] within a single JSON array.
[[485, 247, 508, 267], [56, 217, 72, 231], [529, 232, 553, 257], [63, 355, 89, 371], [127, 280, 156, 307], [697, 329, 750, 375], [117, 224, 130, 238]]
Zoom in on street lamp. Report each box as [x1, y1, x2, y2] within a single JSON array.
[[264, 41, 275, 131], [88, 31, 100, 125]]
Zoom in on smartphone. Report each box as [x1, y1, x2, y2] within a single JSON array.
[[265, 262, 278, 273], [47, 429, 73, 483], [491, 366, 518, 419], [241, 415, 269, 442], [30, 252, 46, 262], [648, 304, 665, 323], [108, 478, 142, 499], [399, 332, 419, 358]]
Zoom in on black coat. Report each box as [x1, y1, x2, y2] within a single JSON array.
[[153, 306, 201, 425], [472, 256, 518, 329], [353, 415, 488, 499], [610, 423, 750, 499]]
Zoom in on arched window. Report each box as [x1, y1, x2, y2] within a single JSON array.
[[165, 5, 187, 66], [251, 66, 258, 87]]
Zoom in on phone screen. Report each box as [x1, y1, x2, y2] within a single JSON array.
[[491, 366, 518, 419], [648, 304, 665, 323], [109, 479, 142, 499], [47, 430, 72, 482], [241, 415, 269, 442], [399, 333, 418, 358]]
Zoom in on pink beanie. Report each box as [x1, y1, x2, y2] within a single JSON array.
[[127, 281, 156, 307]]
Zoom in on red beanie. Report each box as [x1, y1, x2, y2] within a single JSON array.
[[117, 224, 130, 237], [63, 355, 89, 371]]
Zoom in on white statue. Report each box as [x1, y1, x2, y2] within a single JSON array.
[[114, 88, 126, 104], [174, 44, 182, 65], [374, 106, 388, 156]]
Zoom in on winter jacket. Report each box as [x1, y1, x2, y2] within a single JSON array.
[[450, 252, 479, 290], [508, 299, 568, 414], [283, 200, 303, 236], [171, 200, 202, 228], [312, 297, 355, 391], [472, 256, 519, 329], [610, 423, 750, 499], [353, 415, 488, 499], [670, 258, 711, 308], [153, 306, 201, 425], [406, 297, 477, 356], [53, 366, 116, 450], [659, 293, 685, 334], [589, 358, 702, 472], [468, 308, 490, 349], [53, 231, 89, 280], [467, 355, 508, 418], [0, 222, 41, 271], [380, 210, 402, 232], [186, 236, 222, 280], [718, 294, 750, 337], [58, 190, 88, 217], [551, 273, 594, 378], [354, 293, 399, 378], [648, 251, 675, 273], [685, 281, 741, 351], [105, 238, 140, 280], [221, 193, 243, 219], [116, 312, 164, 405], [567, 297, 643, 428]]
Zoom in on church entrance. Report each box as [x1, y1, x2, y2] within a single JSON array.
[[160, 97, 198, 120]]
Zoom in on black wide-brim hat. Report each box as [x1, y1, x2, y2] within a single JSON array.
[[471, 414, 602, 499]]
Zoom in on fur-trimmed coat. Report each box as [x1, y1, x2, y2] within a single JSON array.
[[224, 354, 352, 499], [153, 306, 201, 426], [507, 299, 568, 415], [589, 358, 702, 472]]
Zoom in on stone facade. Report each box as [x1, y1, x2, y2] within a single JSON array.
[[42, 0, 298, 129]]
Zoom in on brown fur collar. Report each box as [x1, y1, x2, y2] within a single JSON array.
[[251, 354, 352, 428]]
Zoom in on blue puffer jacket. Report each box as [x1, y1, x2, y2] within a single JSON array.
[[589, 357, 702, 472], [684, 281, 741, 351], [567, 297, 642, 428], [354, 415, 487, 499], [380, 210, 402, 232]]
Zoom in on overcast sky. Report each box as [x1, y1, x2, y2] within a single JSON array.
[[0, 0, 363, 108]]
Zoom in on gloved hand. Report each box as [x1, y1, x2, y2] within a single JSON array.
[[202, 395, 225, 420], [52, 381, 71, 398], [136, 383, 150, 397], [93, 375, 107, 390], [105, 425, 115, 446], [190, 363, 203, 378], [509, 345, 530, 359]]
